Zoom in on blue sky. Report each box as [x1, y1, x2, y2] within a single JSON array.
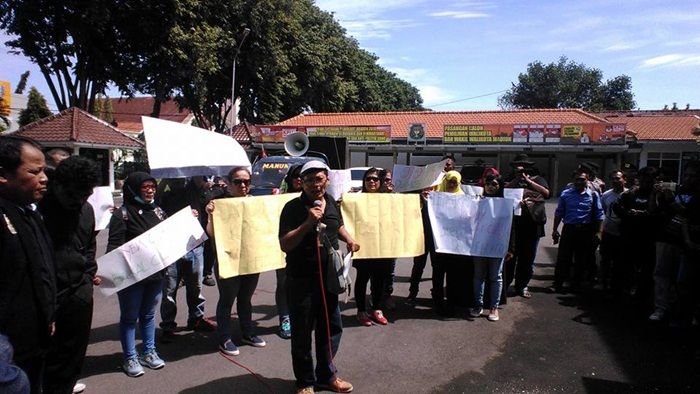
[[2, 0, 699, 112], [316, 0, 700, 110]]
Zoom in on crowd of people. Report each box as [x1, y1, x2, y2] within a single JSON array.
[[2, 133, 700, 394]]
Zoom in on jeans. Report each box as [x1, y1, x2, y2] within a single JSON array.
[[117, 278, 163, 360], [473, 257, 504, 309], [160, 246, 206, 330], [215, 272, 260, 343], [287, 275, 342, 388], [275, 268, 289, 321]]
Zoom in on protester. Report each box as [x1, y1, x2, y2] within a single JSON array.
[[433, 170, 468, 316], [157, 177, 216, 343], [38, 156, 101, 394], [442, 154, 455, 173], [649, 163, 696, 322], [206, 167, 266, 356], [0, 135, 55, 393], [407, 186, 436, 305], [472, 174, 513, 322], [550, 169, 604, 293], [279, 160, 359, 394], [599, 170, 628, 293], [614, 167, 661, 305], [677, 161, 700, 327], [353, 168, 392, 326], [504, 154, 549, 300], [276, 164, 304, 340], [203, 176, 227, 287], [107, 172, 167, 377]]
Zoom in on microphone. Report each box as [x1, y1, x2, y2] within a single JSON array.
[[313, 200, 327, 233]]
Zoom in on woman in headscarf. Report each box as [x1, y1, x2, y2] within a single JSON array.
[[107, 172, 167, 377], [354, 168, 393, 326], [433, 170, 475, 316]]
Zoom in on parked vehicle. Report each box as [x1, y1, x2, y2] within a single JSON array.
[[249, 154, 329, 196]]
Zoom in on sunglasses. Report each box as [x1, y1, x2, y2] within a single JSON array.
[[232, 179, 251, 186], [365, 176, 380, 182]]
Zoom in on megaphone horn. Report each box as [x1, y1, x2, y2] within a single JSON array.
[[284, 132, 309, 157]]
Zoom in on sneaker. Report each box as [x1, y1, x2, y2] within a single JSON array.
[[241, 335, 266, 347], [356, 312, 371, 326], [203, 275, 216, 287], [487, 308, 499, 322], [278, 317, 292, 339], [469, 307, 483, 318], [518, 288, 532, 299], [316, 377, 353, 393], [649, 308, 666, 321], [139, 351, 165, 370], [122, 357, 145, 377], [72, 382, 86, 393], [370, 310, 388, 325], [187, 318, 217, 332], [219, 340, 240, 356], [296, 386, 315, 394]]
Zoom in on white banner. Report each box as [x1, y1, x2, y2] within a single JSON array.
[[143, 116, 251, 178], [503, 188, 524, 216], [327, 169, 352, 201], [427, 192, 513, 258], [96, 207, 208, 296], [87, 186, 114, 231], [392, 160, 446, 193]]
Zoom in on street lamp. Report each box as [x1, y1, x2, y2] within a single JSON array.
[[230, 27, 251, 128]]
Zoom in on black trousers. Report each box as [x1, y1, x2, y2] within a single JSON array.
[[554, 224, 596, 287], [16, 355, 45, 394], [354, 259, 393, 312], [287, 275, 342, 388], [44, 289, 93, 394]]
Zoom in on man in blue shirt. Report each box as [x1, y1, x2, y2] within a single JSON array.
[[550, 169, 604, 293]]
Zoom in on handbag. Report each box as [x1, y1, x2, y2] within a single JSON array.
[[322, 235, 348, 295]]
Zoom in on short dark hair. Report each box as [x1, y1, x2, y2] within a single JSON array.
[[227, 166, 251, 181], [442, 154, 455, 161], [0, 135, 43, 173], [573, 169, 588, 179], [53, 156, 101, 192], [608, 169, 625, 178]]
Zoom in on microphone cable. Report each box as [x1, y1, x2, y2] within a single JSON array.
[[219, 352, 276, 393], [315, 229, 337, 374]]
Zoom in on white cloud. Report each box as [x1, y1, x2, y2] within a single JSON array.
[[420, 85, 456, 106], [639, 53, 700, 68], [342, 19, 422, 40], [429, 11, 489, 19]]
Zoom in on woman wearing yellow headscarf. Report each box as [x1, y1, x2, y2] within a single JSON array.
[[437, 171, 464, 194]]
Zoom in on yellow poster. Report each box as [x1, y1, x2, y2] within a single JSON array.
[[213, 193, 299, 278], [341, 193, 424, 259]]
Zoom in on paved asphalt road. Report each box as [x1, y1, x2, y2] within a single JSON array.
[[81, 202, 700, 393]]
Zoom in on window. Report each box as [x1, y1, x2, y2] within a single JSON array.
[[647, 152, 681, 181]]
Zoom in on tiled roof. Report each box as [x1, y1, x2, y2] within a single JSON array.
[[598, 109, 700, 118], [278, 109, 610, 138], [110, 97, 193, 133], [225, 121, 255, 146], [14, 107, 143, 148], [603, 114, 700, 141]]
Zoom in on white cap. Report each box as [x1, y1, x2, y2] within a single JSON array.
[[300, 160, 330, 175]]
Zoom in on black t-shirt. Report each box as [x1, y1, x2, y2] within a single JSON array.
[[279, 192, 343, 278]]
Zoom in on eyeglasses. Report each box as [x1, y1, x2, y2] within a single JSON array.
[[365, 176, 380, 182], [140, 184, 156, 191], [232, 179, 251, 186], [303, 176, 327, 185]]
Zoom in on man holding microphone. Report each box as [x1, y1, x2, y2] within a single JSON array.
[[279, 161, 359, 394]]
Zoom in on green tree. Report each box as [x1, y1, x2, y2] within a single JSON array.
[[498, 56, 635, 111], [18, 87, 52, 126], [0, 0, 122, 112]]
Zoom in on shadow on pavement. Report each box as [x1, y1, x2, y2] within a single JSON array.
[[179, 376, 294, 394]]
